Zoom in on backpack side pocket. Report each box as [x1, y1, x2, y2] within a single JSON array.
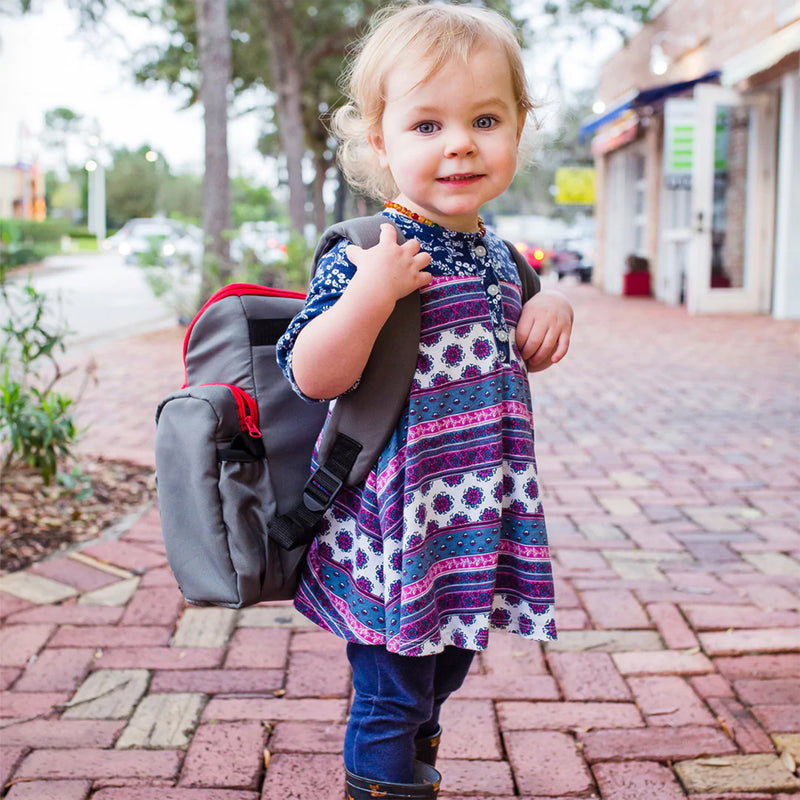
[[155, 385, 300, 607]]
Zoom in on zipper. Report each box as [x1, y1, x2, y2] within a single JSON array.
[[182, 283, 307, 377], [200, 383, 262, 438]]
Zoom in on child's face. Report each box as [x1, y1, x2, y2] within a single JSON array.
[[368, 45, 524, 233]]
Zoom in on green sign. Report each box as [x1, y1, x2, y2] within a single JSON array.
[[664, 98, 695, 190]]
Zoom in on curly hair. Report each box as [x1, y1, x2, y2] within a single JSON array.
[[331, 2, 536, 201]]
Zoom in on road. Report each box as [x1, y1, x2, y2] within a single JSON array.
[[5, 251, 184, 355]]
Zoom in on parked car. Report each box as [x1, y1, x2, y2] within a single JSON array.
[[551, 238, 594, 283], [104, 217, 202, 268], [512, 241, 549, 274], [230, 221, 290, 265]]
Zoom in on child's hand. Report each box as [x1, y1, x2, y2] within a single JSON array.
[[516, 290, 573, 372], [346, 223, 432, 304]]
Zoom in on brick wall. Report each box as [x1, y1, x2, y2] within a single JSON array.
[[598, 0, 788, 104]]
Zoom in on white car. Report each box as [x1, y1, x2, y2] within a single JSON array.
[[105, 218, 202, 268], [230, 221, 289, 265]]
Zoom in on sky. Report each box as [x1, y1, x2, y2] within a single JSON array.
[[0, 0, 268, 180], [0, 1, 622, 187]]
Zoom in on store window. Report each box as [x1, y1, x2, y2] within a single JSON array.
[[710, 106, 749, 289]]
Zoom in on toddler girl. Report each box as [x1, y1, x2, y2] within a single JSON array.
[[277, 4, 573, 798]]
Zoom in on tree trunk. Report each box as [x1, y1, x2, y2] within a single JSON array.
[[196, 0, 233, 300], [334, 169, 348, 223], [263, 0, 307, 235], [311, 150, 328, 233]]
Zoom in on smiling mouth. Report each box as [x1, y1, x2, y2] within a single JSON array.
[[437, 174, 484, 183]]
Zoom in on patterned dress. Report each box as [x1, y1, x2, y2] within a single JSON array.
[[277, 210, 556, 656]]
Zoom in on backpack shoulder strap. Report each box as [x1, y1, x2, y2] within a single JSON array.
[[503, 239, 541, 304], [268, 215, 420, 551], [310, 215, 406, 279], [315, 214, 417, 483]]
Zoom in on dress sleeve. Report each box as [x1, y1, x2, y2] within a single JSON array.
[[276, 238, 357, 401]]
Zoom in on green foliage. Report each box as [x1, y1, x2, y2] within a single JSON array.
[[104, 146, 161, 228], [160, 173, 203, 225], [0, 262, 81, 485], [57, 464, 93, 501], [231, 178, 280, 227], [541, 0, 656, 44], [0, 219, 67, 268], [564, 0, 658, 22], [133, 237, 202, 321], [0, 374, 77, 485], [283, 232, 314, 292]]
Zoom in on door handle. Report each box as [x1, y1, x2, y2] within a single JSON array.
[[695, 211, 705, 234]]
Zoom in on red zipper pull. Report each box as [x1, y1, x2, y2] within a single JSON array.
[[244, 412, 262, 438]]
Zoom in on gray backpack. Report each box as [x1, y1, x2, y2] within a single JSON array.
[[155, 216, 540, 608]]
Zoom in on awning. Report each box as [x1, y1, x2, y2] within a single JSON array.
[[722, 20, 800, 86], [579, 70, 721, 144], [578, 91, 637, 144]]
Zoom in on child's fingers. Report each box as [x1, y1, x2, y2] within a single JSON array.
[[345, 243, 364, 265], [525, 329, 570, 371], [415, 268, 433, 288], [524, 327, 558, 365], [550, 330, 571, 363], [379, 223, 399, 244], [413, 248, 432, 270]]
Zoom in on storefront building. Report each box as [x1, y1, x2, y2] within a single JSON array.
[[0, 163, 46, 221], [581, 0, 799, 318]]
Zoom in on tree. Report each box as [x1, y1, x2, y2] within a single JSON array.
[[259, 0, 306, 233], [133, 0, 524, 236], [231, 177, 279, 227], [196, 0, 233, 297], [104, 147, 160, 227]]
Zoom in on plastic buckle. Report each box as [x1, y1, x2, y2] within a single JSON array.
[[302, 466, 344, 513]]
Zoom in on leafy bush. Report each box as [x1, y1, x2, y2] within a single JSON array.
[[0, 375, 77, 485], [0, 219, 64, 267], [0, 259, 83, 484]]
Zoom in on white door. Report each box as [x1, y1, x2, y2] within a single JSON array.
[[687, 85, 777, 314], [604, 145, 646, 296], [659, 186, 692, 305]]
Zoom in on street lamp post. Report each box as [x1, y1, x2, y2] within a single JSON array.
[[85, 158, 106, 244], [145, 149, 164, 216], [85, 125, 107, 246]]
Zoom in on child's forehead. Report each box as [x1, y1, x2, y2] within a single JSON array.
[[383, 45, 514, 102]]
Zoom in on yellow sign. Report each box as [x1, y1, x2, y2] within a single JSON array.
[[554, 167, 596, 206]]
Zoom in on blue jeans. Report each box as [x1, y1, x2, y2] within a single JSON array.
[[344, 643, 476, 783]]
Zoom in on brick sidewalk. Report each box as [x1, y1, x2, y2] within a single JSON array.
[[1, 283, 799, 799]]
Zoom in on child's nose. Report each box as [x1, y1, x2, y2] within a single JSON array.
[[444, 127, 477, 157]]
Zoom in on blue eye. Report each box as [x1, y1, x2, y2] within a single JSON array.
[[415, 121, 439, 134], [475, 116, 497, 129]]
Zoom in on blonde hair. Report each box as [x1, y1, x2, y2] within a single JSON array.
[[332, 2, 535, 201]]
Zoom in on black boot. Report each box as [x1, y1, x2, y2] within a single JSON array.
[[414, 725, 442, 767], [345, 761, 441, 799]]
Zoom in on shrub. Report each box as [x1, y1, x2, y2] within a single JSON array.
[[0, 259, 83, 484]]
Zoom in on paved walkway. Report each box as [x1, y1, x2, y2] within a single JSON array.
[[1, 282, 799, 799]]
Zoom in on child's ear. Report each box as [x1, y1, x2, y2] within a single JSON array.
[[516, 111, 527, 146], [367, 128, 390, 169]]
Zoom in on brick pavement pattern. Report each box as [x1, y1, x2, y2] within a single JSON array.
[[1, 283, 799, 799]]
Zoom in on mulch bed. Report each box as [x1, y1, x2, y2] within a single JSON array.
[[0, 457, 156, 575]]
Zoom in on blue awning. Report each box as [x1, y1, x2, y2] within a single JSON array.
[[578, 92, 637, 143], [579, 70, 721, 144]]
